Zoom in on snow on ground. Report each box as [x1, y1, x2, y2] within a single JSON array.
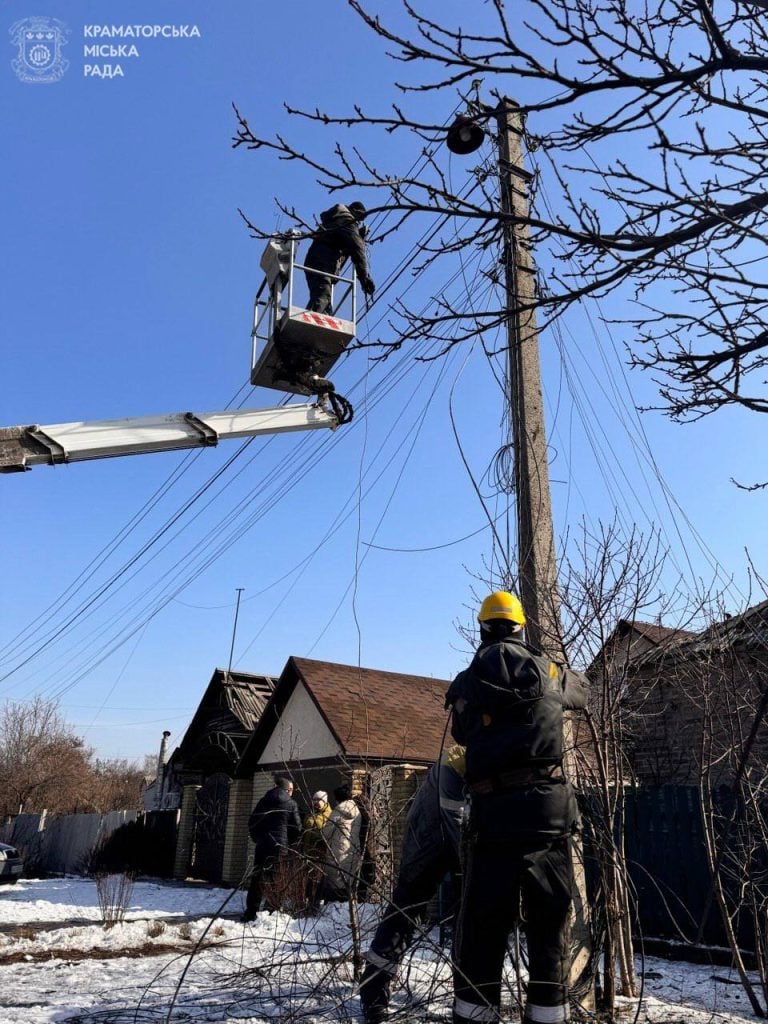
[[0, 878, 764, 1023], [0, 876, 237, 927]]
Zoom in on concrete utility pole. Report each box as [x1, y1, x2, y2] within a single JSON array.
[[496, 99, 561, 654], [496, 97, 593, 1002]]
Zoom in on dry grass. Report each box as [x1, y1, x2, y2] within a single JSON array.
[[0, 941, 215, 966]]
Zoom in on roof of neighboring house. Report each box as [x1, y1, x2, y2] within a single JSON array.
[[664, 598, 768, 658], [237, 656, 451, 775], [586, 619, 695, 676], [620, 599, 768, 671], [618, 619, 697, 646], [175, 668, 276, 774]]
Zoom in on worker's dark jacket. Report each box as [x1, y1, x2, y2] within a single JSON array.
[[446, 638, 588, 840], [399, 748, 465, 879], [305, 204, 370, 283], [248, 787, 302, 857]]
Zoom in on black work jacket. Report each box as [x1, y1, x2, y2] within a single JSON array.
[[398, 748, 465, 883], [305, 204, 369, 282], [248, 787, 302, 856], [447, 638, 589, 840]]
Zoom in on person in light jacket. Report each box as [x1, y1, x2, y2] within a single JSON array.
[[323, 784, 363, 899]]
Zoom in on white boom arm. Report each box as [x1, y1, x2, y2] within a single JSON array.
[[0, 402, 338, 473]]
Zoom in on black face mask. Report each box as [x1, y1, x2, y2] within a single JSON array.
[[479, 620, 521, 645]]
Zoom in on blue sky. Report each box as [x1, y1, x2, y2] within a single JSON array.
[[1, 0, 766, 762]]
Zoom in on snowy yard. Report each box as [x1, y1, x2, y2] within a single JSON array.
[[0, 877, 762, 1023]]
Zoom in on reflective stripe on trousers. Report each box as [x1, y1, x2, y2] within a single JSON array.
[[453, 996, 498, 1022], [524, 1002, 570, 1023], [364, 949, 398, 975]]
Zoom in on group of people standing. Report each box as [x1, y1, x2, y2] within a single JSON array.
[[243, 779, 369, 922]]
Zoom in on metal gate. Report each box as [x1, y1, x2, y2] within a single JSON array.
[[191, 773, 230, 882]]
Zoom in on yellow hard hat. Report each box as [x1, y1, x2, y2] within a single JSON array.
[[478, 591, 526, 626]]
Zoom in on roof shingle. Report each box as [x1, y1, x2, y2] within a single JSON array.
[[291, 657, 450, 762]]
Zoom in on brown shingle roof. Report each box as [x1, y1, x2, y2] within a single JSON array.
[[292, 657, 450, 762], [619, 620, 696, 646]]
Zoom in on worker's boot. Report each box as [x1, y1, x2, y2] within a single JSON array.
[[359, 963, 391, 1024]]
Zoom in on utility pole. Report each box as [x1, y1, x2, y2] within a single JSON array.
[[496, 97, 594, 1003], [496, 99, 561, 653]]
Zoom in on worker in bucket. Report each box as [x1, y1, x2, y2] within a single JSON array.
[[446, 592, 589, 1024], [304, 200, 375, 314], [358, 745, 466, 1024]]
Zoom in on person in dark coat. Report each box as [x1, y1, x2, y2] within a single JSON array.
[[304, 201, 375, 314], [359, 745, 466, 1024], [446, 592, 589, 1024], [243, 774, 302, 922]]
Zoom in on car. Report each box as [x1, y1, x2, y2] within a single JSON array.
[[0, 842, 23, 884]]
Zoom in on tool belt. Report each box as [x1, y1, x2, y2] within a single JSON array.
[[469, 763, 565, 796]]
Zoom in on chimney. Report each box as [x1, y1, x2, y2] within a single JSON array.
[[156, 730, 171, 809]]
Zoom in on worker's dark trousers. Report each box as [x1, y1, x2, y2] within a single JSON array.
[[304, 269, 334, 314], [244, 850, 278, 919], [453, 836, 572, 1024], [360, 848, 456, 1022]]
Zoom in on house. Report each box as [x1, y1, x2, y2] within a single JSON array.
[[622, 602, 768, 786], [586, 608, 768, 786], [170, 667, 275, 882], [199, 656, 453, 887], [581, 606, 768, 947]]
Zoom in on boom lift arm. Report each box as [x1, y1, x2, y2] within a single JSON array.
[[0, 401, 338, 473]]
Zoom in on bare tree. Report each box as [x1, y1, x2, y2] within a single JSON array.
[[644, 604, 768, 1016], [80, 758, 146, 813], [0, 698, 91, 817], [0, 700, 145, 818], [233, 0, 768, 427], [559, 519, 682, 1011]]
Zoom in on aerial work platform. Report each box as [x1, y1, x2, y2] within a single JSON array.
[[0, 234, 358, 475], [250, 235, 358, 396]]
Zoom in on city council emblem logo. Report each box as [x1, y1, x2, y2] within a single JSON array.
[[10, 17, 69, 84]]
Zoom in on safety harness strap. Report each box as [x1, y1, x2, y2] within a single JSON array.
[[469, 763, 565, 796]]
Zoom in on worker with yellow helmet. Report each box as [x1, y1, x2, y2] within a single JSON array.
[[446, 591, 589, 1024]]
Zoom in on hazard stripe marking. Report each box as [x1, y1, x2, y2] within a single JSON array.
[[298, 312, 343, 330]]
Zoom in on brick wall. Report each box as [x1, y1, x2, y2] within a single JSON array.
[[242, 770, 275, 867], [221, 778, 254, 886], [388, 764, 428, 875], [173, 784, 201, 879]]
